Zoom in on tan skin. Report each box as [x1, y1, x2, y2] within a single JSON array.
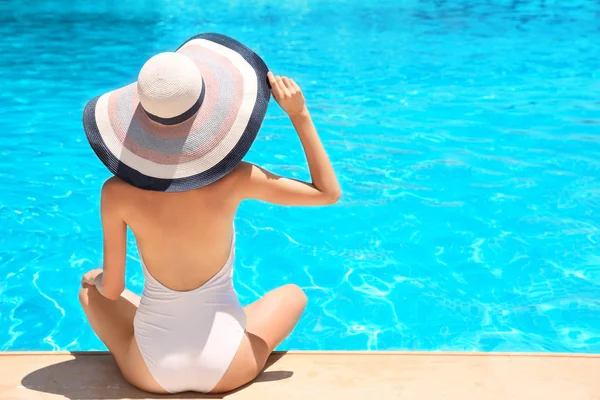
[[79, 72, 341, 394]]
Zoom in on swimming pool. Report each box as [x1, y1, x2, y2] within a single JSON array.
[[1, 0, 599, 352]]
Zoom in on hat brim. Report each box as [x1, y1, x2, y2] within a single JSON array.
[[83, 33, 270, 192]]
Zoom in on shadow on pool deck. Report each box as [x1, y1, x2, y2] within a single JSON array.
[[2, 351, 600, 399], [18, 352, 290, 399]]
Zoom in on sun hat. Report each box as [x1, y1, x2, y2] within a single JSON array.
[[83, 33, 270, 192]]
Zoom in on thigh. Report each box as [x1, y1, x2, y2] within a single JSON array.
[[78, 284, 166, 394], [211, 284, 307, 393]]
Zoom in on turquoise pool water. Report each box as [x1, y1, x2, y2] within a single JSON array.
[[1, 0, 599, 352]]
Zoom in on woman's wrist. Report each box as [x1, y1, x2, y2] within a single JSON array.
[[288, 106, 310, 121]]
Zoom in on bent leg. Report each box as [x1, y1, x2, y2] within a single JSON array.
[[211, 284, 307, 393], [78, 284, 166, 394]]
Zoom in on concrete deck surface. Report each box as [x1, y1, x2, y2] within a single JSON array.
[[0, 351, 598, 399]]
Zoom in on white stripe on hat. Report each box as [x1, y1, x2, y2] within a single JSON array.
[[95, 38, 258, 179]]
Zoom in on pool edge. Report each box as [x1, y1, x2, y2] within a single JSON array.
[[1, 350, 599, 357], [2, 350, 599, 399]]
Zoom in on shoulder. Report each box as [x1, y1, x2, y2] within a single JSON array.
[[219, 161, 257, 186], [101, 176, 129, 197], [231, 161, 255, 177], [212, 162, 261, 201], [231, 161, 271, 180], [100, 177, 132, 215], [228, 161, 272, 187]]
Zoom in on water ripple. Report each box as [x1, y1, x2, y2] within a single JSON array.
[[1, 0, 600, 352]]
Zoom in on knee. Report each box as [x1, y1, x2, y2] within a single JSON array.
[[283, 284, 308, 310]]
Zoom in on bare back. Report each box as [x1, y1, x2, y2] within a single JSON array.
[[108, 171, 240, 292]]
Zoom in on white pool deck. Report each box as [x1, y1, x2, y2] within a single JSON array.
[[0, 351, 598, 399]]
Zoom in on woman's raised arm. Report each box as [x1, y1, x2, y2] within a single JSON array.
[[234, 72, 341, 206]]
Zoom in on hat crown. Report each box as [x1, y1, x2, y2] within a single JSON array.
[[137, 52, 203, 119]]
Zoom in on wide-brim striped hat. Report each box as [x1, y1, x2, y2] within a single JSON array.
[[83, 33, 270, 192]]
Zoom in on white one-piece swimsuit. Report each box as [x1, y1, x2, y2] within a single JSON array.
[[133, 235, 247, 393]]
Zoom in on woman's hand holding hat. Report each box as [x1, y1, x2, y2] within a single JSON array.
[[268, 72, 307, 118]]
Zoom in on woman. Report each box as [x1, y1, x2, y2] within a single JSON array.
[[78, 33, 340, 394]]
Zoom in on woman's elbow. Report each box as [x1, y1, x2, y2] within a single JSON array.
[[323, 188, 342, 205]]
